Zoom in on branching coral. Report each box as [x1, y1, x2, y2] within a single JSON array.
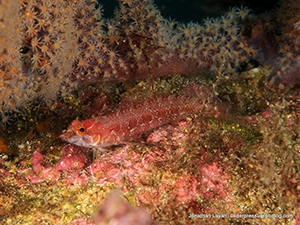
[[0, 0, 256, 115]]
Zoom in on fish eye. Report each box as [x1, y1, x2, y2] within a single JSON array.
[[76, 127, 86, 135]]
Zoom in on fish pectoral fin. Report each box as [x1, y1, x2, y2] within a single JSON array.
[[95, 147, 109, 152], [107, 143, 127, 152]]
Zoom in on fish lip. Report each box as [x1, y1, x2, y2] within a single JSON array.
[[59, 131, 70, 140]]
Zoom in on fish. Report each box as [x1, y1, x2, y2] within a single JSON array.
[[60, 94, 219, 149]]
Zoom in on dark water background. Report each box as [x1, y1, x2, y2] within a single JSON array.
[[99, 0, 280, 22]]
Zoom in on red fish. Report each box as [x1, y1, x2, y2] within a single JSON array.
[[60, 94, 219, 149]]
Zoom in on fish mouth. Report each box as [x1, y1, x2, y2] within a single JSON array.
[[60, 130, 71, 141], [59, 131, 89, 147]]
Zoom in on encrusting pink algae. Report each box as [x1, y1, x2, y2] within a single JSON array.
[[1, 0, 300, 224]]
